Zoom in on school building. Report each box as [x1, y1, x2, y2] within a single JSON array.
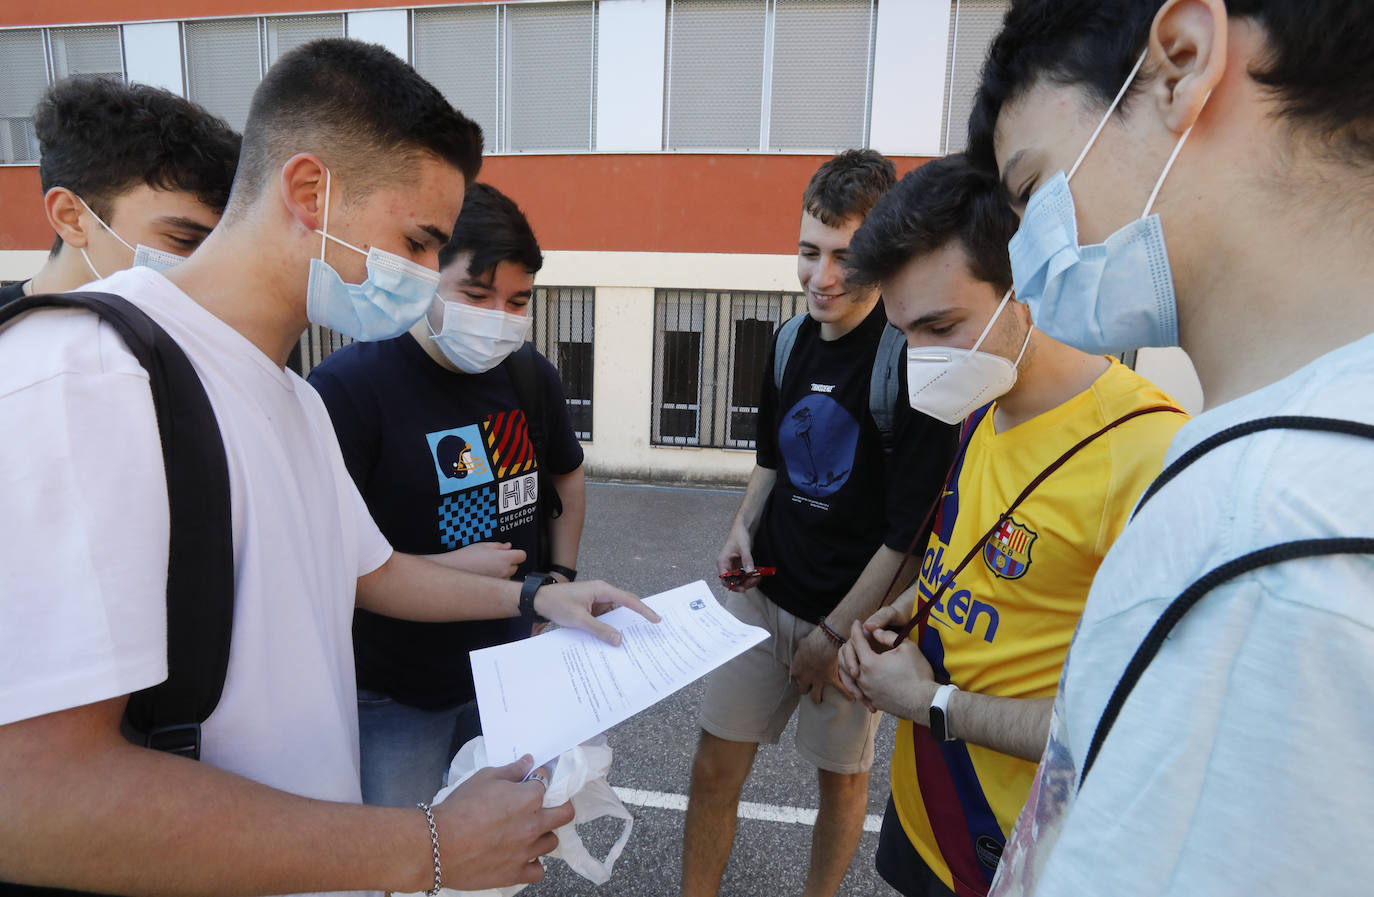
[[0, 0, 1202, 483]]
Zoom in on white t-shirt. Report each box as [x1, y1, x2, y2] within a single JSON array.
[[0, 268, 392, 809], [990, 333, 1374, 897]]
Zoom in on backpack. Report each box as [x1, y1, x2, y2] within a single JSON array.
[[503, 342, 563, 571], [772, 311, 907, 452], [1, 293, 234, 896], [0, 292, 233, 757]]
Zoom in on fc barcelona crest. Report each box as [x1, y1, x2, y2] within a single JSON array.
[[984, 517, 1037, 580]]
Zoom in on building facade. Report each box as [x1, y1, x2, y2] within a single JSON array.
[[0, 0, 1201, 482]]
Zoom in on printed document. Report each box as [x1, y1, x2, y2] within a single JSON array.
[[473, 580, 767, 768]]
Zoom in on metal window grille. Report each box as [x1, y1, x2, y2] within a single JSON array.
[[184, 18, 263, 132], [652, 289, 805, 448], [529, 286, 595, 441], [294, 325, 355, 378], [412, 6, 500, 149], [940, 0, 1010, 153], [265, 15, 343, 65], [49, 26, 124, 81], [768, 0, 875, 151], [0, 29, 49, 163], [665, 0, 768, 150], [504, 2, 596, 152]]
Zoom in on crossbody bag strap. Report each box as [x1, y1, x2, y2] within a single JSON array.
[[889, 404, 1185, 649], [1080, 537, 1374, 788], [1133, 416, 1374, 520], [1082, 415, 1374, 787]]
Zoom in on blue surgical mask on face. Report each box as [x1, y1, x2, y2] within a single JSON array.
[[1007, 51, 1207, 354], [132, 244, 187, 272], [304, 168, 440, 342], [73, 194, 189, 279]]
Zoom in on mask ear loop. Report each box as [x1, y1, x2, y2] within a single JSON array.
[[1012, 320, 1035, 369], [79, 248, 103, 282], [313, 167, 369, 258], [73, 193, 134, 281], [1139, 89, 1211, 218], [1068, 50, 1149, 182], [969, 288, 1015, 354], [425, 294, 447, 341], [318, 167, 331, 261]]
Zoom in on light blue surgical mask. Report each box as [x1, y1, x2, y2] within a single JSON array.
[[133, 244, 187, 272], [305, 168, 440, 342], [73, 193, 189, 279], [1007, 51, 1206, 354]]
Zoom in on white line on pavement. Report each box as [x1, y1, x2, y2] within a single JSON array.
[[612, 786, 883, 833]]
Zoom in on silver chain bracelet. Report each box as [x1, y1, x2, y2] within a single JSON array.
[[416, 801, 442, 897]]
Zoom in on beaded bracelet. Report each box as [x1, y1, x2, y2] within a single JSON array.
[[818, 619, 847, 647]]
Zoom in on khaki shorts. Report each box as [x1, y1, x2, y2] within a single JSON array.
[[700, 588, 880, 775]]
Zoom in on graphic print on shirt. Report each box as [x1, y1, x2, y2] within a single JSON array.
[[984, 517, 1037, 580], [426, 413, 539, 549], [482, 409, 540, 538], [777, 393, 859, 502], [438, 487, 498, 549], [427, 425, 495, 494], [916, 405, 1002, 645]]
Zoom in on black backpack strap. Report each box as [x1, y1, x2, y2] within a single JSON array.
[[1080, 537, 1374, 788], [1134, 416, 1374, 519], [505, 343, 561, 569], [0, 291, 233, 760], [1083, 415, 1374, 789]]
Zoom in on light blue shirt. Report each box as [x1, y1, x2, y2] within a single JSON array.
[[991, 334, 1374, 897]]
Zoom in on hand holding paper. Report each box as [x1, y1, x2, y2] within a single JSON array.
[[534, 579, 660, 645], [474, 581, 767, 768]]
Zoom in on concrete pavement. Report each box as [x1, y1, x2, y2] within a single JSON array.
[[534, 480, 902, 897]]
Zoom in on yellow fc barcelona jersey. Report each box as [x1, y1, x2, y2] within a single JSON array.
[[891, 359, 1187, 895]]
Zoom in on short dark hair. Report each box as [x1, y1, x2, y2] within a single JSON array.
[[802, 149, 898, 226], [969, 0, 1374, 171], [845, 154, 1018, 293], [439, 183, 543, 278], [228, 38, 483, 214], [35, 75, 242, 252]]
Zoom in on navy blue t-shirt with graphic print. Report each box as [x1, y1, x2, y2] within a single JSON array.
[[309, 333, 584, 710], [753, 302, 959, 624]]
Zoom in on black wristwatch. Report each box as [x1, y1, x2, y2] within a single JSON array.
[[549, 563, 578, 582], [519, 572, 555, 624]]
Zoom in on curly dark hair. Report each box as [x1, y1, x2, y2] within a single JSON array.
[[968, 0, 1374, 173], [35, 75, 242, 252], [801, 149, 898, 227], [228, 38, 484, 215], [845, 154, 1018, 293], [439, 183, 542, 279]]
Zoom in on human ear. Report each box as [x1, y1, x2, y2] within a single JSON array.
[[43, 187, 91, 249], [1150, 0, 1228, 134], [278, 153, 329, 234]]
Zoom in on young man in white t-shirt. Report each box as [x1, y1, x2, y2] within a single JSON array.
[[963, 1, 1374, 894], [0, 38, 656, 897]]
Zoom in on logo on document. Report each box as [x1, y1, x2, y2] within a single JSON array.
[[690, 599, 706, 611], [984, 517, 1037, 580]]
